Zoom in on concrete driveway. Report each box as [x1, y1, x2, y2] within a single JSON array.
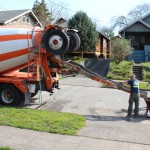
[[27, 75, 150, 145]]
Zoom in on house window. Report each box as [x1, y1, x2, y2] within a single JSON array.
[[141, 36, 145, 44], [23, 16, 26, 22], [128, 36, 135, 42], [23, 16, 30, 23], [145, 35, 150, 44], [26, 18, 30, 23]]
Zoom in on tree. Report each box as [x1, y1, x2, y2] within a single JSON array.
[[111, 38, 133, 62], [112, 3, 150, 31], [68, 11, 98, 56], [47, 0, 69, 24], [111, 16, 129, 30], [32, 0, 51, 26], [99, 26, 114, 39], [128, 3, 150, 20]]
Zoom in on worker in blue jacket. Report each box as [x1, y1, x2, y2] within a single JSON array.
[[124, 74, 140, 118]]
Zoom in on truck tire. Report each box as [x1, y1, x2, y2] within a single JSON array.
[[0, 84, 24, 106], [44, 29, 69, 55], [66, 31, 81, 53]]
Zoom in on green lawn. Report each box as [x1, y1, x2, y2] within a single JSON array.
[[0, 107, 85, 135], [0, 147, 13, 150], [107, 61, 134, 80], [140, 82, 150, 90], [141, 62, 150, 82]]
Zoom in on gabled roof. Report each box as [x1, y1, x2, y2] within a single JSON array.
[[55, 17, 68, 27], [0, 9, 43, 27], [119, 19, 150, 33], [119, 12, 150, 33], [98, 32, 110, 41], [56, 18, 67, 23]]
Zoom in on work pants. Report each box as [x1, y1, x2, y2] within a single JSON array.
[[128, 93, 140, 117]]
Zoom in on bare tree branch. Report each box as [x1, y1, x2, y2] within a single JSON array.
[[47, 0, 69, 24], [128, 3, 150, 20]]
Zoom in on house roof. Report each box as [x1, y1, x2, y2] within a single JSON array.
[[56, 18, 67, 23], [0, 9, 43, 27], [119, 19, 150, 33], [98, 32, 110, 41], [119, 13, 150, 33], [55, 17, 68, 27]]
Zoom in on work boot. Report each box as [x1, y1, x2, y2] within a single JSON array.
[[126, 114, 131, 118], [134, 115, 139, 118]]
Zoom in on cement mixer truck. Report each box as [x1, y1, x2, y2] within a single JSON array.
[[0, 24, 80, 106], [0, 24, 149, 115]]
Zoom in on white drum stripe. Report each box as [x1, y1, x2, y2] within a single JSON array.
[[0, 28, 33, 35], [0, 39, 33, 54], [0, 53, 35, 72]]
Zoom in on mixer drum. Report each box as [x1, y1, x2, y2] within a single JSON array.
[[0, 27, 42, 74]]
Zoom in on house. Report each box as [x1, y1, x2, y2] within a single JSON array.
[[119, 13, 150, 63], [0, 9, 43, 27], [96, 32, 110, 58], [55, 18, 68, 28], [64, 31, 110, 58]]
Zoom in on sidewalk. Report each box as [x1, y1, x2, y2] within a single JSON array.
[[0, 126, 149, 150]]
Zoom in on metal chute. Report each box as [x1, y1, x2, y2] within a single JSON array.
[[84, 58, 110, 77]]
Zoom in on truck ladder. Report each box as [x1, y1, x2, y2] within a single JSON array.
[[62, 60, 148, 100], [27, 31, 41, 81]]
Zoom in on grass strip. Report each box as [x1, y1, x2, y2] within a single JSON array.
[[0, 147, 13, 150], [0, 107, 85, 135], [139, 82, 150, 90]]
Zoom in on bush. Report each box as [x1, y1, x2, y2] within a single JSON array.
[[143, 71, 150, 82], [107, 61, 134, 80], [71, 56, 87, 63], [111, 38, 133, 62], [141, 62, 150, 82]]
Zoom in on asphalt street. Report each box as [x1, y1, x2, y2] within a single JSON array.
[[27, 75, 150, 145]]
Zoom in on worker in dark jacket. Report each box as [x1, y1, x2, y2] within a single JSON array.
[[124, 74, 140, 118]]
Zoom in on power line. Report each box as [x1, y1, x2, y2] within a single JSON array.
[[0, 0, 110, 27], [47, 0, 75, 13], [0, 5, 8, 11], [47, 0, 109, 25]]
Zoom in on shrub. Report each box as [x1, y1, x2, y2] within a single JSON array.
[[141, 62, 150, 82], [111, 38, 133, 62], [107, 61, 134, 80]]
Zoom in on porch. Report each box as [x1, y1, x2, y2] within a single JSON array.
[[126, 32, 150, 63]]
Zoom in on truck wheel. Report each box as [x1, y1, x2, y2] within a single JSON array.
[[0, 84, 24, 106], [66, 31, 81, 53], [44, 29, 69, 55]]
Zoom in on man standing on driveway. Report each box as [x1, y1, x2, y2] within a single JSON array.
[[124, 74, 140, 118]]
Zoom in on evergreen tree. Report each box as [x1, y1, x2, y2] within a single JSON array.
[[32, 0, 50, 26], [68, 11, 98, 53]]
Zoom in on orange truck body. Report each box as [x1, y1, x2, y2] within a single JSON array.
[[0, 25, 64, 105]]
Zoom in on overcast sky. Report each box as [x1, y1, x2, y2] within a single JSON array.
[[0, 0, 150, 29]]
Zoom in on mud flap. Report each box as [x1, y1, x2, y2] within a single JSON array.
[[84, 58, 110, 77], [24, 92, 31, 105]]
